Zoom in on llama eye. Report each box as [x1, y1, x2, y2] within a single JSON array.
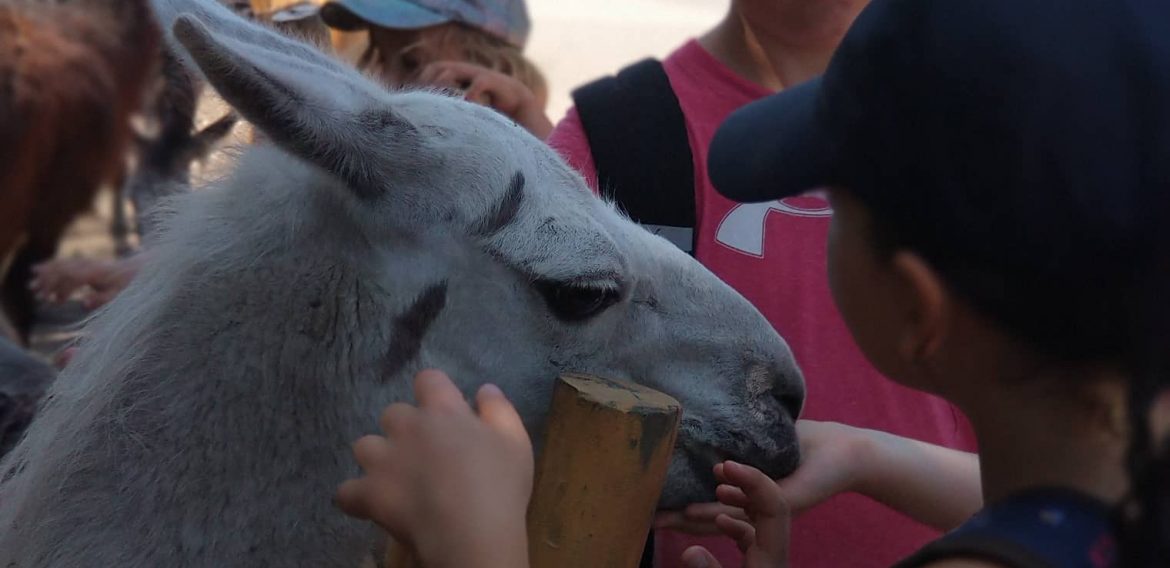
[[536, 280, 622, 322]]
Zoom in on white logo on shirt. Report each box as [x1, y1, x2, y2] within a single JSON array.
[[715, 195, 832, 257]]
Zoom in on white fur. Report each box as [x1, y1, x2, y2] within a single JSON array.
[[0, 1, 805, 565]]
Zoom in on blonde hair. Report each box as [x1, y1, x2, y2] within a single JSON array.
[[360, 23, 548, 107]]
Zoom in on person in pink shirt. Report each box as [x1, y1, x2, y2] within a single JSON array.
[[545, 2, 978, 567]]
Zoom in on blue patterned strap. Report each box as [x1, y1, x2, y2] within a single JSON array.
[[893, 488, 1116, 568]]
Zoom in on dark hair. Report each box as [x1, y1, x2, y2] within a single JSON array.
[[1117, 262, 1170, 567], [867, 198, 1170, 566]]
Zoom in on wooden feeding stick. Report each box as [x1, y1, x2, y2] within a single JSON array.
[[385, 373, 681, 568]]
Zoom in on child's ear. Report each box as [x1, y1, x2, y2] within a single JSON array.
[[889, 251, 949, 364], [1152, 390, 1170, 448]]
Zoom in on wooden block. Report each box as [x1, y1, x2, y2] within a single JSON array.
[[527, 373, 681, 568]]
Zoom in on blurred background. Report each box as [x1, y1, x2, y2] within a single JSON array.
[[57, 0, 726, 260], [527, 0, 725, 120]]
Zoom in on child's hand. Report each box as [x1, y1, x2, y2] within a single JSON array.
[[30, 254, 142, 309], [418, 61, 554, 139], [680, 461, 792, 568], [335, 370, 534, 568], [656, 420, 865, 534]]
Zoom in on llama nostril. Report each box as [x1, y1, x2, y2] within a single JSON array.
[[774, 390, 804, 421]]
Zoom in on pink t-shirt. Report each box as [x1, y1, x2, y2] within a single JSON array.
[[548, 40, 978, 568]]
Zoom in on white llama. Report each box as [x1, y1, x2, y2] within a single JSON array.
[[0, 1, 805, 565]]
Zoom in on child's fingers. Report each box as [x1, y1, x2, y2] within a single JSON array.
[[680, 545, 724, 568], [412, 369, 471, 414], [417, 63, 441, 85], [378, 402, 418, 435], [435, 69, 459, 90], [351, 435, 395, 472], [334, 478, 374, 520], [475, 383, 530, 448], [463, 83, 494, 107], [721, 461, 787, 516], [714, 514, 757, 553], [336, 477, 411, 538], [714, 483, 751, 509], [721, 461, 792, 562], [684, 501, 749, 524]]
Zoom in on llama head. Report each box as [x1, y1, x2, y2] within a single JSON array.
[[153, 0, 805, 508]]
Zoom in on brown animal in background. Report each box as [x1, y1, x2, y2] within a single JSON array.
[[0, 0, 160, 343]]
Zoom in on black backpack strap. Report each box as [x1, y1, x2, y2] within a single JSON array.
[[572, 59, 697, 255]]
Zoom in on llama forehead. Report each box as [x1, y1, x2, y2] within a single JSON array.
[[470, 171, 525, 238]]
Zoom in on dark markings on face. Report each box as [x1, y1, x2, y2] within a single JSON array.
[[471, 171, 525, 238], [382, 281, 448, 380], [359, 107, 418, 136]]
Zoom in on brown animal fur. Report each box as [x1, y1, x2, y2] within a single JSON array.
[[0, 0, 159, 342]]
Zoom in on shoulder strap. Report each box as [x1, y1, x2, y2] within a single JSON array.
[[894, 533, 1058, 568], [572, 58, 697, 255]]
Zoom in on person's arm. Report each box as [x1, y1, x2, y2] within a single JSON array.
[[679, 458, 1000, 568], [851, 425, 982, 531], [659, 421, 982, 533]]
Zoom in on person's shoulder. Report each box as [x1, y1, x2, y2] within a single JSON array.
[[545, 107, 597, 190]]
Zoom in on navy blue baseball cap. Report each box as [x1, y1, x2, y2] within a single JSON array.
[[709, 0, 1170, 358]]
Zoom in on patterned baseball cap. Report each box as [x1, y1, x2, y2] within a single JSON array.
[[320, 0, 530, 48]]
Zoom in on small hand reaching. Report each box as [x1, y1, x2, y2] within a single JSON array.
[[30, 254, 145, 309], [660, 420, 982, 539], [657, 421, 864, 535], [335, 369, 534, 568], [417, 61, 553, 139], [680, 461, 792, 568]]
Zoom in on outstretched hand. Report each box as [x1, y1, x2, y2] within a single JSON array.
[[418, 61, 553, 139], [657, 421, 864, 534], [335, 370, 534, 568], [680, 461, 792, 568], [30, 254, 144, 309]]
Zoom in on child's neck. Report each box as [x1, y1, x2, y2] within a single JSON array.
[[698, 1, 865, 91], [960, 377, 1129, 506]]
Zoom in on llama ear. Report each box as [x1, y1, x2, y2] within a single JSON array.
[[171, 15, 416, 197]]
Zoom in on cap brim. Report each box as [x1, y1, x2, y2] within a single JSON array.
[[320, 0, 449, 31], [708, 77, 835, 203]]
